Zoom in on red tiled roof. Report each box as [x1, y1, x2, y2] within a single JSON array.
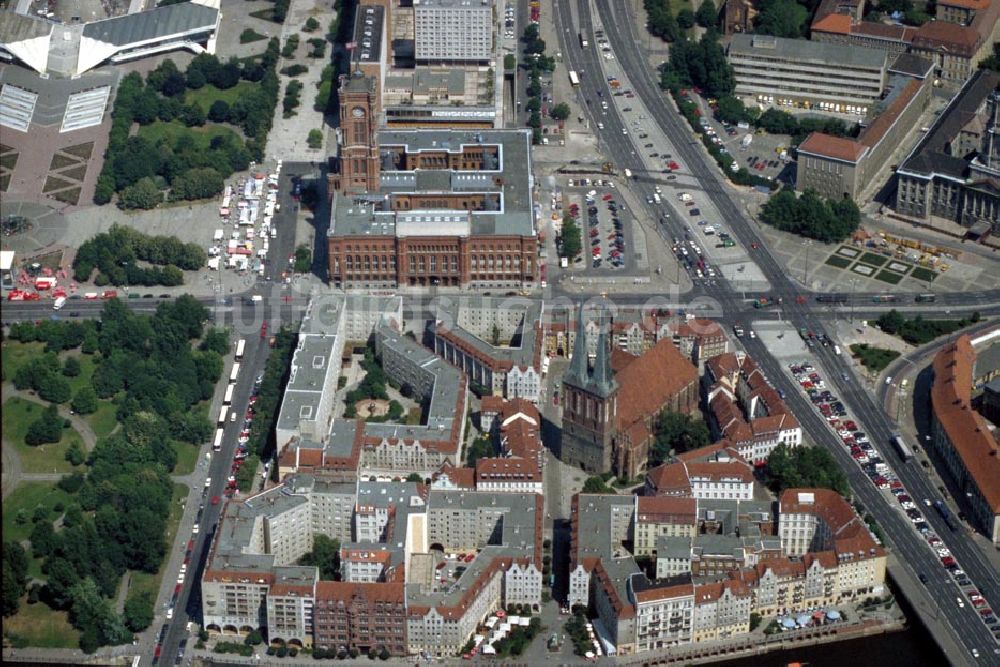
[[433, 463, 475, 488], [611, 338, 698, 428], [315, 581, 405, 604], [931, 335, 1000, 512], [636, 495, 698, 521], [797, 132, 867, 163], [939, 0, 989, 11], [912, 20, 982, 55], [633, 581, 694, 604], [645, 462, 692, 496], [812, 12, 852, 34]]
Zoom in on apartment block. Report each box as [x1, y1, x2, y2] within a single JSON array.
[[413, 0, 493, 64]]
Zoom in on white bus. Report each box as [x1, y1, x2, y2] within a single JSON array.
[[223, 383, 235, 406], [230, 362, 241, 383], [568, 70, 580, 86], [218, 405, 229, 425], [213, 428, 224, 452], [235, 338, 246, 361]]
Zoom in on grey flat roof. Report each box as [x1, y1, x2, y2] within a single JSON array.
[[728, 33, 888, 71], [82, 3, 218, 46], [573, 494, 636, 562], [0, 11, 52, 43], [889, 53, 934, 79], [275, 333, 340, 434], [435, 297, 541, 369], [898, 70, 1000, 180], [656, 535, 693, 560], [329, 129, 534, 238], [974, 342, 1000, 378], [412, 68, 465, 95], [369, 324, 463, 440], [352, 4, 384, 65], [327, 419, 359, 458]]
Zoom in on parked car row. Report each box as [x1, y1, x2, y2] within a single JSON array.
[[790, 361, 999, 646]]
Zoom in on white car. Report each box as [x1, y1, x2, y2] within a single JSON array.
[[936, 548, 951, 557], [923, 499, 932, 507], [167, 607, 174, 620], [597, 122, 604, 130], [622, 128, 628, 135], [204, 477, 211, 488], [952, 569, 965, 578], [886, 375, 893, 385], [192, 524, 200, 534]]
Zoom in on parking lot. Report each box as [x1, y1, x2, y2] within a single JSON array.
[[566, 186, 631, 272], [692, 95, 795, 186]]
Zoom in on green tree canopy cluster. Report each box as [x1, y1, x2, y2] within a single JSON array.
[[559, 214, 582, 260], [345, 347, 389, 405], [297, 535, 341, 580], [25, 403, 65, 446], [644, 0, 680, 41], [73, 224, 206, 285], [7, 319, 95, 353], [95, 44, 280, 206], [764, 443, 850, 497], [2, 541, 29, 617], [12, 352, 72, 404], [753, 0, 810, 37], [466, 435, 495, 467], [649, 411, 710, 466], [246, 327, 296, 461], [756, 108, 855, 144], [759, 189, 861, 243], [20, 297, 225, 651], [876, 310, 979, 345], [661, 31, 734, 99]]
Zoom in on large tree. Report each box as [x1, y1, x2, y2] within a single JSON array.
[[298, 535, 341, 580]]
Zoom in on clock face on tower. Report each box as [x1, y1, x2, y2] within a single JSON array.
[[352, 107, 365, 118]]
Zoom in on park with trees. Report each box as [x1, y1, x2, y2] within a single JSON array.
[[94, 42, 282, 208], [72, 224, 206, 286], [1, 297, 223, 651], [759, 189, 861, 243]]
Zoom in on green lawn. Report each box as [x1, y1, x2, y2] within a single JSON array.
[[2, 397, 85, 474], [825, 255, 852, 269], [3, 596, 80, 649], [875, 270, 904, 284], [850, 343, 901, 373], [911, 266, 937, 283], [858, 252, 888, 267], [1, 481, 74, 544], [184, 81, 258, 109], [126, 482, 189, 604], [85, 401, 119, 439], [137, 121, 242, 150], [173, 440, 201, 476], [1, 341, 45, 381]]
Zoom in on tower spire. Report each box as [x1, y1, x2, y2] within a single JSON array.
[[590, 310, 617, 397], [566, 304, 590, 386]]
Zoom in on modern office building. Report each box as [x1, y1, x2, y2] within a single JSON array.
[[796, 54, 934, 201], [894, 70, 1000, 235], [727, 34, 889, 110], [413, 0, 493, 64], [929, 334, 1000, 545]]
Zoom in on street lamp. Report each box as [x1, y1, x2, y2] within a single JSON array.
[[802, 240, 813, 286], [121, 261, 128, 293]]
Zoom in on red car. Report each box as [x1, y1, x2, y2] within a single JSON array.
[[602, 194, 613, 201], [667, 161, 680, 170], [211, 495, 221, 506], [941, 556, 956, 567], [844, 421, 858, 431]]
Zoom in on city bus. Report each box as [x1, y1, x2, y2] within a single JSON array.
[[223, 383, 235, 406], [235, 338, 246, 361], [217, 405, 229, 425], [213, 428, 224, 452], [568, 70, 580, 86], [891, 432, 914, 461], [230, 362, 241, 383]]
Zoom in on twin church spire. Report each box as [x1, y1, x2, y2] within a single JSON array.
[[565, 306, 618, 398]]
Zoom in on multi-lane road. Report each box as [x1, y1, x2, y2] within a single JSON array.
[[556, 0, 998, 660]]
